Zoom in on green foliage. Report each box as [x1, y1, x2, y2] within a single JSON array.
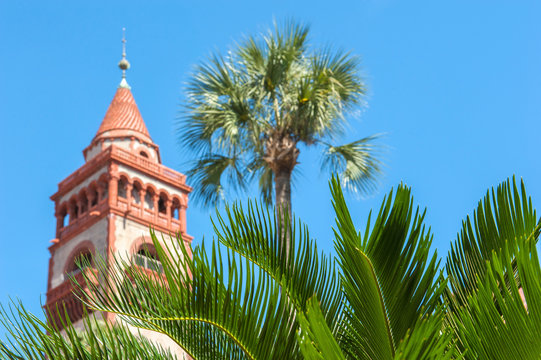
[[0, 303, 175, 359], [446, 176, 540, 309], [330, 176, 455, 360], [445, 176, 541, 359], [2, 175, 541, 359], [450, 237, 541, 359], [181, 20, 382, 207], [69, 205, 340, 359], [296, 297, 346, 360]]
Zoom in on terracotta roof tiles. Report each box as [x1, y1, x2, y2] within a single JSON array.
[[93, 87, 152, 144]]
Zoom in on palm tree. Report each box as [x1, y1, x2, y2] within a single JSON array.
[[2, 176, 541, 359], [182, 20, 382, 213]]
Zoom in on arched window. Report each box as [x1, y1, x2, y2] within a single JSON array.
[[99, 180, 108, 200], [134, 245, 163, 273], [132, 182, 142, 204], [139, 151, 149, 158], [68, 250, 93, 276], [78, 192, 88, 214], [145, 188, 155, 209], [158, 193, 168, 214], [58, 205, 69, 228], [88, 185, 98, 207], [172, 198, 181, 220], [70, 199, 78, 220], [118, 178, 128, 198]]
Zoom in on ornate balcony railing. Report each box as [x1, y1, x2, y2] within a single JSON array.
[[45, 268, 98, 330], [57, 145, 188, 194]]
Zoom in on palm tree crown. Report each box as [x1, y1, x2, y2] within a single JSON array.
[[182, 21, 381, 210]]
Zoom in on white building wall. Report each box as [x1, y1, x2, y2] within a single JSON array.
[[50, 217, 108, 288], [68, 314, 187, 359], [84, 143, 102, 162], [85, 138, 159, 163], [112, 216, 184, 262], [112, 215, 189, 359]]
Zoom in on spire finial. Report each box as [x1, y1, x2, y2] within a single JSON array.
[[118, 27, 131, 88]]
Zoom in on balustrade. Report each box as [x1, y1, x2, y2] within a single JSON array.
[[45, 268, 98, 330]]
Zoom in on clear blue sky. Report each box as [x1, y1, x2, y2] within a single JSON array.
[[1, 0, 540, 325]]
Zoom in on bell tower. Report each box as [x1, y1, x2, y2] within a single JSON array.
[[44, 32, 192, 336]]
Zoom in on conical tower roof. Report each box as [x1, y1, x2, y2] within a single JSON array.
[[93, 86, 153, 144], [92, 30, 153, 145]]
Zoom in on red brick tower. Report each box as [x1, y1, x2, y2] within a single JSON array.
[[44, 35, 192, 339]]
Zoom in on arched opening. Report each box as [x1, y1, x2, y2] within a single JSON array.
[[68, 250, 93, 276], [118, 178, 128, 199], [132, 182, 142, 204], [172, 198, 181, 220], [158, 193, 168, 214], [70, 198, 78, 221], [134, 245, 163, 273], [139, 151, 149, 158], [145, 188, 155, 210], [88, 185, 98, 207], [99, 180, 108, 201], [78, 192, 88, 214], [58, 205, 69, 228]]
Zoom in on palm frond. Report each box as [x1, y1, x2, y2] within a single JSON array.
[[393, 306, 457, 360], [296, 297, 346, 360], [330, 175, 449, 359], [0, 302, 176, 359], [449, 235, 541, 359], [186, 154, 247, 207], [212, 200, 342, 326], [76, 231, 301, 360], [445, 176, 541, 308], [322, 137, 383, 195]]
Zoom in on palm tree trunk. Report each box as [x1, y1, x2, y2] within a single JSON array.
[[275, 168, 292, 216], [274, 167, 292, 260]]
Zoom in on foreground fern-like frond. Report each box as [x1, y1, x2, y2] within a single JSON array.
[[329, 175, 455, 360], [2, 175, 541, 360], [0, 302, 176, 359]]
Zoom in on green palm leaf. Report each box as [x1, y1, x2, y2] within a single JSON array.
[[329, 175, 452, 359], [297, 297, 346, 360], [0, 302, 176, 359], [321, 137, 382, 195], [212, 200, 342, 325], [187, 154, 247, 207], [450, 236, 541, 359], [446, 176, 541, 308], [76, 231, 300, 360]]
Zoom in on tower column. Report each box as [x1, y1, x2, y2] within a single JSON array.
[[86, 191, 96, 210], [180, 205, 187, 233], [139, 188, 146, 217], [126, 182, 133, 212], [55, 212, 64, 233], [165, 199, 172, 227], [97, 184, 104, 202], [77, 198, 84, 216], [46, 35, 192, 347], [67, 202, 75, 224], [108, 174, 119, 207], [152, 194, 159, 222]]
